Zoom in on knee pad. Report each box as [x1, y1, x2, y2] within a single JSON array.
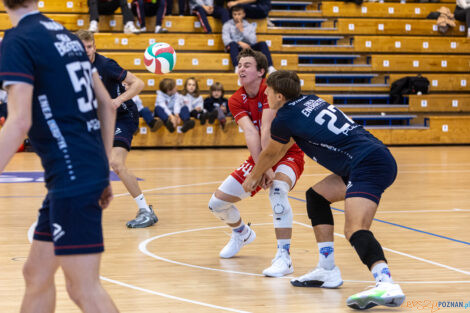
[[208, 194, 240, 224], [349, 230, 387, 270], [269, 180, 292, 228], [306, 188, 334, 227]]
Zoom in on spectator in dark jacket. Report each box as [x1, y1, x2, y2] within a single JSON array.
[[227, 0, 270, 19], [204, 82, 230, 129]]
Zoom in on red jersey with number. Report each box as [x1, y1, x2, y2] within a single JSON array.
[[228, 79, 305, 192]]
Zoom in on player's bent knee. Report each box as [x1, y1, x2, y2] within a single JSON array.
[[208, 194, 240, 224], [349, 230, 387, 270], [306, 187, 334, 227], [110, 160, 125, 175], [269, 180, 293, 228], [22, 262, 51, 289]]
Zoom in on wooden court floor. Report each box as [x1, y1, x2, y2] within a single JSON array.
[[1, 146, 469, 312]]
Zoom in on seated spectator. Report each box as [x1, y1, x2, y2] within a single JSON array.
[[190, 0, 230, 33], [227, 0, 270, 19], [131, 0, 169, 33], [455, 0, 470, 37], [167, 0, 187, 15], [132, 95, 164, 131], [88, 0, 140, 33], [155, 78, 195, 133], [204, 82, 230, 129], [222, 5, 276, 73], [181, 77, 210, 125]]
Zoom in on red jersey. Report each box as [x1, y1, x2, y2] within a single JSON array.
[[228, 79, 304, 157]]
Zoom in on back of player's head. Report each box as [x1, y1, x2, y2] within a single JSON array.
[[2, 0, 36, 9], [266, 70, 301, 101], [210, 82, 225, 97], [159, 78, 176, 94], [75, 29, 95, 42], [237, 49, 268, 78]]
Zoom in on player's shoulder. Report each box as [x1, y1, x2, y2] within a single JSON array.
[[229, 87, 246, 105]]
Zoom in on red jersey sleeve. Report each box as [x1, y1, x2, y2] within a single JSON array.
[[229, 92, 249, 123]]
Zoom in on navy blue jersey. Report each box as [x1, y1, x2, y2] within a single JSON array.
[[0, 12, 109, 198], [93, 53, 137, 119], [271, 95, 385, 177]]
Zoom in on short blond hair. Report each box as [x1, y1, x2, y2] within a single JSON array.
[[75, 29, 95, 42]]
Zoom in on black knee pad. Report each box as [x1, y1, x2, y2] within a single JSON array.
[[306, 188, 334, 227], [349, 230, 387, 270]]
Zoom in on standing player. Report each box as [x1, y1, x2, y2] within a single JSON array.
[[208, 49, 305, 277], [76, 30, 158, 228], [243, 70, 405, 310], [0, 0, 118, 311]]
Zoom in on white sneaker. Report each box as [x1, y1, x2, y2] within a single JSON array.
[[290, 266, 343, 288], [88, 20, 98, 33], [140, 26, 147, 32], [267, 66, 277, 74], [263, 249, 294, 277], [124, 21, 140, 34], [155, 25, 168, 33], [219, 225, 256, 258], [347, 282, 405, 310]]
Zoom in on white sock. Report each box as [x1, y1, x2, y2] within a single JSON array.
[[134, 194, 150, 212], [318, 241, 335, 270], [232, 222, 247, 235], [371, 262, 393, 283], [277, 238, 291, 252]]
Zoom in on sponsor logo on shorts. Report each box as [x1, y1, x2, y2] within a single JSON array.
[[52, 223, 65, 242], [115, 128, 122, 135], [346, 181, 353, 189]]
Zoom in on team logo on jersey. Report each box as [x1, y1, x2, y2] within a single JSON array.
[[320, 246, 334, 258], [52, 223, 65, 242], [258, 102, 263, 112], [242, 94, 247, 103]]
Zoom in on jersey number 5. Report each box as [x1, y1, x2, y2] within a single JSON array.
[[66, 61, 97, 113], [314, 105, 354, 135]]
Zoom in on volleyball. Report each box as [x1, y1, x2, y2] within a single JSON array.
[[144, 42, 176, 74]]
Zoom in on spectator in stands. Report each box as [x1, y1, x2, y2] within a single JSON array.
[[88, 0, 140, 33], [227, 0, 271, 19], [455, 0, 470, 37], [189, 0, 230, 33], [131, 0, 169, 33], [222, 5, 276, 74], [167, 0, 187, 15], [204, 82, 230, 129], [133, 95, 164, 131], [155, 78, 196, 133], [180, 77, 210, 125]]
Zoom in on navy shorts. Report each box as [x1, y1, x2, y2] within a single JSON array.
[[342, 147, 397, 204], [33, 189, 104, 255], [114, 114, 139, 151]]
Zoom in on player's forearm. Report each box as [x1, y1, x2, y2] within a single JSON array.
[[0, 118, 30, 173], [251, 147, 281, 181], [245, 129, 263, 163], [117, 79, 144, 104]]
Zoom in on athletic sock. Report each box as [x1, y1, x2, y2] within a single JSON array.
[[277, 239, 291, 253], [134, 194, 150, 212], [318, 241, 335, 270], [371, 262, 393, 283], [232, 222, 247, 235]]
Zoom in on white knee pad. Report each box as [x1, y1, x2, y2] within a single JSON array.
[[269, 180, 293, 229], [208, 194, 241, 224]]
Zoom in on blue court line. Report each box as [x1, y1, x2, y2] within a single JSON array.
[[288, 195, 470, 246]]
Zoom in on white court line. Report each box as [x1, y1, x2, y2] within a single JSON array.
[[140, 221, 470, 284], [100, 276, 252, 313], [293, 221, 470, 277], [114, 181, 223, 198]]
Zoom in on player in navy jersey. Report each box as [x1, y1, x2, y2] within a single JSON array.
[[0, 0, 119, 312], [243, 70, 405, 310], [77, 30, 159, 228]]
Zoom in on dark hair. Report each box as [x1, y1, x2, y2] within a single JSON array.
[[210, 82, 224, 97], [181, 77, 200, 97], [2, 0, 36, 9], [159, 78, 176, 93], [266, 70, 301, 101], [232, 5, 244, 13], [237, 49, 268, 78], [75, 29, 95, 42]]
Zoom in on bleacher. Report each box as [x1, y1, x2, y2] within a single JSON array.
[[0, 0, 469, 146]]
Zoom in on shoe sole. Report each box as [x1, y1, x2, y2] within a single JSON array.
[[290, 279, 343, 288], [347, 294, 405, 310]]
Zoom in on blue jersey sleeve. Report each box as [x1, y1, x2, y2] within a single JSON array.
[[0, 32, 35, 86], [105, 58, 127, 83], [270, 116, 292, 144]]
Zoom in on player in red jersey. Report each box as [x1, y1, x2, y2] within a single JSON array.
[[208, 49, 305, 277]]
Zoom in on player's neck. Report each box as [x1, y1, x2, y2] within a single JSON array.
[[6, 2, 38, 27], [243, 78, 262, 98]]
